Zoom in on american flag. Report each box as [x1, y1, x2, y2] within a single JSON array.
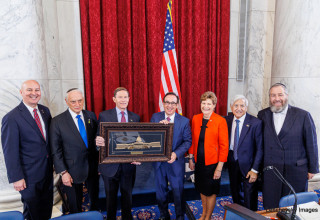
[[158, 0, 183, 114]]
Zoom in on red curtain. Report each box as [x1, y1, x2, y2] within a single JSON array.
[[79, 0, 230, 121]]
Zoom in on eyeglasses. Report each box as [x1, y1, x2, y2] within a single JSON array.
[[164, 101, 177, 106]]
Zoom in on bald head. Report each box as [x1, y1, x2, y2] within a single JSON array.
[[20, 80, 41, 108]]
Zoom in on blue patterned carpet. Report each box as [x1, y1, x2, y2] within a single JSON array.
[[102, 194, 262, 220], [79, 183, 320, 219]]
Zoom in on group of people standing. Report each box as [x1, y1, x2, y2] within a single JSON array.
[[1, 80, 318, 220], [187, 83, 318, 220]]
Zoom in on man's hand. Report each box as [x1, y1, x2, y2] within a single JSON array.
[[159, 119, 170, 124], [246, 171, 258, 183], [188, 160, 195, 171], [62, 172, 73, 187], [168, 152, 177, 163], [13, 179, 26, 191], [131, 161, 141, 165], [96, 136, 105, 147], [308, 173, 315, 180]]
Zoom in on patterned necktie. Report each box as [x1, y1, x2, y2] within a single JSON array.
[[33, 109, 45, 139], [233, 119, 240, 160], [76, 115, 88, 148], [121, 111, 126, 122], [167, 117, 171, 122]]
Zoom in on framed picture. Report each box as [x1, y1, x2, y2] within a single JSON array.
[[99, 122, 174, 164]]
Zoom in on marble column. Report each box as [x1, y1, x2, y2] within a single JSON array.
[[0, 0, 48, 191], [244, 0, 275, 115], [0, 0, 61, 212], [228, 0, 276, 116], [271, 0, 320, 180]]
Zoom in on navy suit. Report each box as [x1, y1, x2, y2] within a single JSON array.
[[258, 105, 319, 209], [98, 108, 140, 220], [1, 102, 53, 220], [150, 112, 192, 220], [225, 113, 263, 211], [50, 110, 99, 213]]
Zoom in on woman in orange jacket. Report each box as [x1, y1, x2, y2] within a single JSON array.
[[188, 91, 229, 220]]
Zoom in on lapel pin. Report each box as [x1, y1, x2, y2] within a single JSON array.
[[246, 124, 250, 127], [88, 119, 91, 124], [130, 119, 133, 122]]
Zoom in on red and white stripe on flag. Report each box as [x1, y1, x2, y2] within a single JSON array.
[[158, 0, 183, 114]]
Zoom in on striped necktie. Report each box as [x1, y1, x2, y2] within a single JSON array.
[[33, 109, 45, 139]]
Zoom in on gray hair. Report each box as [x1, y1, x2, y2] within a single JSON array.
[[65, 88, 84, 101], [230, 95, 248, 107], [269, 83, 288, 95]]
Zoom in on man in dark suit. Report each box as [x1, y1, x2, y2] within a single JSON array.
[[1, 80, 53, 220], [258, 83, 319, 209], [96, 87, 140, 220], [225, 95, 263, 211], [50, 88, 99, 213], [150, 92, 192, 220]]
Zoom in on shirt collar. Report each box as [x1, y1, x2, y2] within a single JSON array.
[[23, 101, 39, 114], [165, 113, 175, 121], [68, 108, 84, 119], [116, 107, 128, 115], [233, 113, 246, 123]]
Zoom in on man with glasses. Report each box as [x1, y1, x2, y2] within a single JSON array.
[[150, 92, 192, 220], [258, 83, 318, 209]]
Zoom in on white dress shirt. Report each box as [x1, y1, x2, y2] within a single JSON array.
[[116, 107, 128, 122], [68, 108, 86, 131], [24, 102, 46, 139], [165, 113, 175, 123], [273, 105, 288, 135]]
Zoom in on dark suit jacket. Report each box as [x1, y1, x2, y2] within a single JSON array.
[[225, 113, 263, 176], [150, 112, 192, 176], [1, 102, 52, 184], [50, 110, 98, 184], [97, 108, 140, 177], [258, 105, 319, 208]]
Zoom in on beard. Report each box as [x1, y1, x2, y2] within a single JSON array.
[[270, 98, 288, 113]]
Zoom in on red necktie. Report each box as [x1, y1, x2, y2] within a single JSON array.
[[167, 117, 171, 122], [33, 109, 45, 139], [121, 111, 126, 122]]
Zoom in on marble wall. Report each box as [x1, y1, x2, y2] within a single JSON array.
[[228, 0, 275, 115], [271, 0, 320, 140], [0, 0, 84, 211]]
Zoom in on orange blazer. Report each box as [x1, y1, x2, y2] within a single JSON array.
[[188, 112, 229, 165]]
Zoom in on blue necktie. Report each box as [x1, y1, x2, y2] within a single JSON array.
[[233, 119, 240, 160], [76, 115, 88, 148]]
